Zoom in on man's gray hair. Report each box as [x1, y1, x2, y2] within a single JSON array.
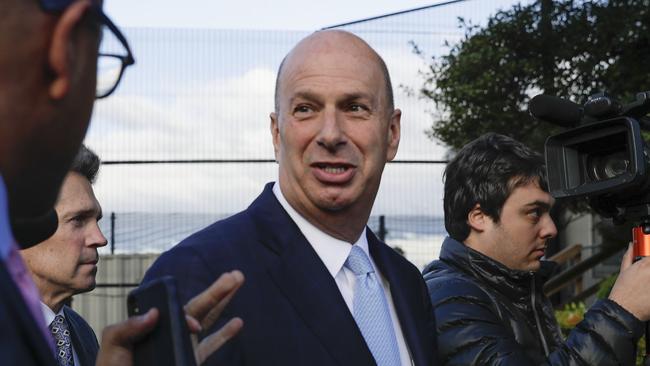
[[70, 145, 100, 184]]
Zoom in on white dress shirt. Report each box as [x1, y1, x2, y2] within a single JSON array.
[[273, 183, 413, 366], [41, 302, 81, 366]]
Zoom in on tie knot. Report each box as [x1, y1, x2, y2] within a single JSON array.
[[50, 314, 68, 332], [345, 245, 374, 276]]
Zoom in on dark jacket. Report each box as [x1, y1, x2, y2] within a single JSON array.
[[143, 183, 438, 366], [423, 237, 644, 366]]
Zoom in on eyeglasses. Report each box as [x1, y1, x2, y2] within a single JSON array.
[[93, 7, 135, 98], [38, 1, 135, 99]]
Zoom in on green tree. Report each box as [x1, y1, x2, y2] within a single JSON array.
[[416, 0, 650, 152]]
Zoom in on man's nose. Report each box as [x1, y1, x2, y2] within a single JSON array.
[[88, 221, 108, 248], [541, 214, 558, 240], [316, 107, 347, 152]]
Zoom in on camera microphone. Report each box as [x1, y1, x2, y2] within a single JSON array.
[[529, 95, 583, 127]]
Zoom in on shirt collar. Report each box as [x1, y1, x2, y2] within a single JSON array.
[[272, 182, 369, 278], [40, 301, 65, 327], [0, 175, 13, 260]]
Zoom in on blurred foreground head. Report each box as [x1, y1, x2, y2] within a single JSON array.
[[0, 0, 132, 248]]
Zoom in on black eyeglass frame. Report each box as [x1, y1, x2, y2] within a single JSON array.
[[93, 7, 135, 98], [38, 1, 135, 99]]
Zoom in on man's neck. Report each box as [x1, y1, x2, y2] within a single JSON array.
[[33, 278, 69, 314], [274, 182, 368, 243]]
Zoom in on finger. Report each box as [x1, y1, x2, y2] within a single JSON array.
[[101, 308, 159, 347], [184, 270, 244, 325], [195, 317, 244, 365], [199, 279, 241, 330], [620, 242, 634, 272], [186, 314, 202, 333]]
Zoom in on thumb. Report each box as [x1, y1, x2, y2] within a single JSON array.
[[102, 308, 159, 347], [619, 242, 634, 272]]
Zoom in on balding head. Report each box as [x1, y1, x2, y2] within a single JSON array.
[[274, 30, 394, 116], [269, 29, 401, 243]]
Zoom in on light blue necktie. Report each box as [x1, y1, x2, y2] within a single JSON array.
[[346, 245, 401, 366]]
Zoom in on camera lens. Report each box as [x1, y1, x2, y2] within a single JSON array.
[[588, 151, 630, 181]]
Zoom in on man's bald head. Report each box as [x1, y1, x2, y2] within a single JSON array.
[[274, 30, 394, 116]]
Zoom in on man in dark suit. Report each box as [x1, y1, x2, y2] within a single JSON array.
[[21, 145, 106, 366], [143, 30, 438, 366]]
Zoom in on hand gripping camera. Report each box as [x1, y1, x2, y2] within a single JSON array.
[[531, 91, 650, 363]]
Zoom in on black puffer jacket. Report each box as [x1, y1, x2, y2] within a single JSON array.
[[423, 237, 644, 365]]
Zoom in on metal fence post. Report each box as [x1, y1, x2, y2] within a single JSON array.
[[110, 212, 116, 254], [378, 215, 387, 242]]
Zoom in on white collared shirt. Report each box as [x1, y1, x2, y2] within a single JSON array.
[[273, 183, 413, 366], [41, 302, 81, 366]]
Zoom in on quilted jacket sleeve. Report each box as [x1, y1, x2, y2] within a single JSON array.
[[428, 276, 644, 366]]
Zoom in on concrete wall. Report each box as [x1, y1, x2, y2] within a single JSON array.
[[70, 254, 159, 340]]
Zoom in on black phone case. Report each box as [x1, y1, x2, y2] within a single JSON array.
[[127, 276, 197, 366]]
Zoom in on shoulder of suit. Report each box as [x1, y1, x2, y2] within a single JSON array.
[[63, 305, 95, 334]]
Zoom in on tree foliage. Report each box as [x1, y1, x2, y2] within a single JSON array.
[[418, 0, 650, 152]]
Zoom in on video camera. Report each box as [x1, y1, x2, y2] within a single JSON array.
[[530, 91, 650, 258], [531, 91, 650, 365]]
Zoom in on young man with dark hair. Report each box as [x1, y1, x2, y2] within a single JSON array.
[[424, 133, 650, 365]]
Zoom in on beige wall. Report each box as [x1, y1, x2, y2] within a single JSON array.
[[71, 253, 159, 340]]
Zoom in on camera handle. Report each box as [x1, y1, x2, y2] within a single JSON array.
[[632, 223, 650, 365]]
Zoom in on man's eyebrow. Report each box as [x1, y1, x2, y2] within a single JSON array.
[[63, 208, 102, 220], [289, 91, 322, 105], [523, 200, 553, 210]]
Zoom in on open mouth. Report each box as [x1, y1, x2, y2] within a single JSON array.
[[314, 163, 351, 174], [311, 162, 356, 183]]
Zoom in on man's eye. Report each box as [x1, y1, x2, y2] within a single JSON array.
[[349, 104, 367, 113], [294, 105, 313, 114], [70, 216, 85, 227]]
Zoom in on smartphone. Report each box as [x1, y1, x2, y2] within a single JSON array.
[[127, 276, 197, 366]]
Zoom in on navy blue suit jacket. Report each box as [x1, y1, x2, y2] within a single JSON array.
[[0, 260, 56, 366], [64, 305, 99, 366], [143, 183, 438, 365]]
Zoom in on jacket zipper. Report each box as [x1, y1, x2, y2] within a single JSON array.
[[531, 276, 550, 356]]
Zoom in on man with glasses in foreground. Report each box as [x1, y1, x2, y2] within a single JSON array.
[[0, 0, 243, 364]]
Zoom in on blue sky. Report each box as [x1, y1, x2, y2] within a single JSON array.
[[106, 0, 461, 30], [90, 0, 533, 216]]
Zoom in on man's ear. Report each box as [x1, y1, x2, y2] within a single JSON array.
[[270, 112, 280, 161], [48, 0, 91, 100], [385, 108, 401, 161], [467, 204, 488, 233]]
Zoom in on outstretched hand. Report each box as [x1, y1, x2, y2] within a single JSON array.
[[96, 270, 245, 366], [185, 270, 245, 364]]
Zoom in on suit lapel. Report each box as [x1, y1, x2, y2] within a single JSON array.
[[368, 232, 429, 366], [0, 260, 56, 365], [250, 184, 376, 366]]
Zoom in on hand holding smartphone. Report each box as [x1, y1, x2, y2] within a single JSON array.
[[127, 276, 197, 366], [118, 271, 244, 366]]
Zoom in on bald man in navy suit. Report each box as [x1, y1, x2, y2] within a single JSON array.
[[144, 30, 438, 366]]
